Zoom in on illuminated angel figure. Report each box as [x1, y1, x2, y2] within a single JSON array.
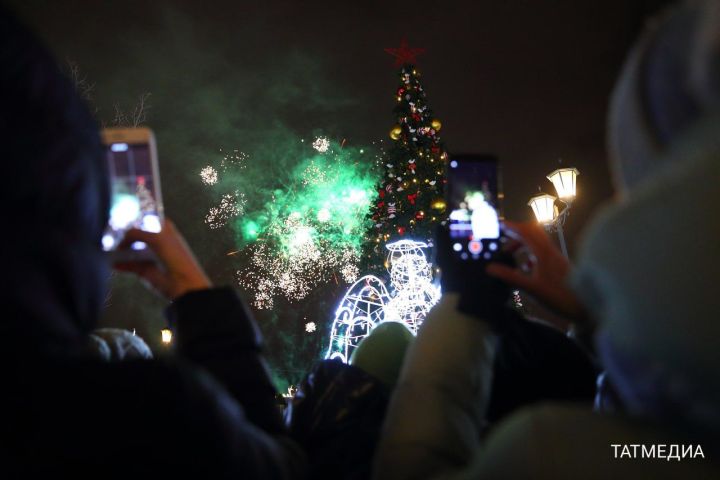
[[384, 240, 440, 333], [325, 275, 392, 363]]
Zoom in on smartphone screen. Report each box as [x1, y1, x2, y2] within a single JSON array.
[[447, 154, 502, 260], [101, 128, 162, 252]]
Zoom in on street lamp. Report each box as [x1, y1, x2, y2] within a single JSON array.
[[528, 167, 579, 258], [161, 328, 173, 345], [547, 167, 579, 201], [527, 193, 557, 225]]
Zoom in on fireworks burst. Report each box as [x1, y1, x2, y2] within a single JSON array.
[[312, 136, 330, 153], [201, 138, 377, 309], [219, 148, 248, 171], [199, 166, 218, 185], [205, 191, 245, 229]]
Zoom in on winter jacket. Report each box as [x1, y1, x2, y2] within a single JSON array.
[[286, 359, 390, 480], [0, 7, 304, 478], [3, 289, 306, 478]]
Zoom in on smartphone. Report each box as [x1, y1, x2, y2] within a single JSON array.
[[446, 154, 503, 261], [100, 127, 163, 261]]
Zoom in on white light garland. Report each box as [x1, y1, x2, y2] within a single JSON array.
[[325, 239, 440, 362], [325, 275, 392, 364], [384, 240, 441, 334]]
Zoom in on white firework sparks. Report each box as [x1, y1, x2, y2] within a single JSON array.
[[300, 160, 328, 186], [203, 141, 369, 309], [205, 191, 245, 229], [312, 136, 330, 153], [219, 148, 248, 171], [237, 234, 361, 310], [199, 166, 218, 185]]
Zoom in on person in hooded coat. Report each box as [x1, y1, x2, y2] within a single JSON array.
[[373, 1, 720, 478], [0, 7, 304, 478]]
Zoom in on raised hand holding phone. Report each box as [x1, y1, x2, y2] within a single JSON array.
[[115, 219, 212, 301], [485, 221, 588, 328], [100, 127, 164, 262]]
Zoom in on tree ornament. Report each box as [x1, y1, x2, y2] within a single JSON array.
[[431, 199, 446, 211], [384, 39, 426, 66], [431, 119, 442, 131], [390, 126, 402, 140]]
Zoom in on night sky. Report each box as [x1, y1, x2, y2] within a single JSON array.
[[7, 0, 672, 384]]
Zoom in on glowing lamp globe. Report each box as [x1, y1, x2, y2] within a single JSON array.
[[528, 193, 557, 224], [546, 167, 579, 201], [161, 328, 173, 345]]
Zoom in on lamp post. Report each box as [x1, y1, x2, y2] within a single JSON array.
[[528, 167, 579, 258]]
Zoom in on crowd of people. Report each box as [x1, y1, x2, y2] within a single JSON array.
[[2, 0, 719, 478]]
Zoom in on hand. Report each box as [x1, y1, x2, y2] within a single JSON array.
[[114, 219, 212, 301], [486, 221, 587, 328]]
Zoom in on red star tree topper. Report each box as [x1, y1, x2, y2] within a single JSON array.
[[384, 38, 426, 67]]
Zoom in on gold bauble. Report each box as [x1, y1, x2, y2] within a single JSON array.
[[390, 126, 402, 140], [431, 199, 446, 211], [431, 119, 442, 131]]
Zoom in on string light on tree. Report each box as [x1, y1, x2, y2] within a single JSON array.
[[364, 40, 448, 273]]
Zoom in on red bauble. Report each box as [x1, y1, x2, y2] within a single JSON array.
[[397, 227, 405, 235]]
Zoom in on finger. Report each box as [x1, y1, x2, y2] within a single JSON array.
[[485, 263, 537, 292], [115, 261, 169, 294], [118, 228, 161, 250], [503, 221, 556, 255]]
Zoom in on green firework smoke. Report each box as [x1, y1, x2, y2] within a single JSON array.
[[203, 136, 380, 309]]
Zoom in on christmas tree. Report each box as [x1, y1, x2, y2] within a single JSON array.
[[367, 40, 448, 267]]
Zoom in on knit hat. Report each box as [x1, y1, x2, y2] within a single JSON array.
[[350, 322, 414, 387]]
